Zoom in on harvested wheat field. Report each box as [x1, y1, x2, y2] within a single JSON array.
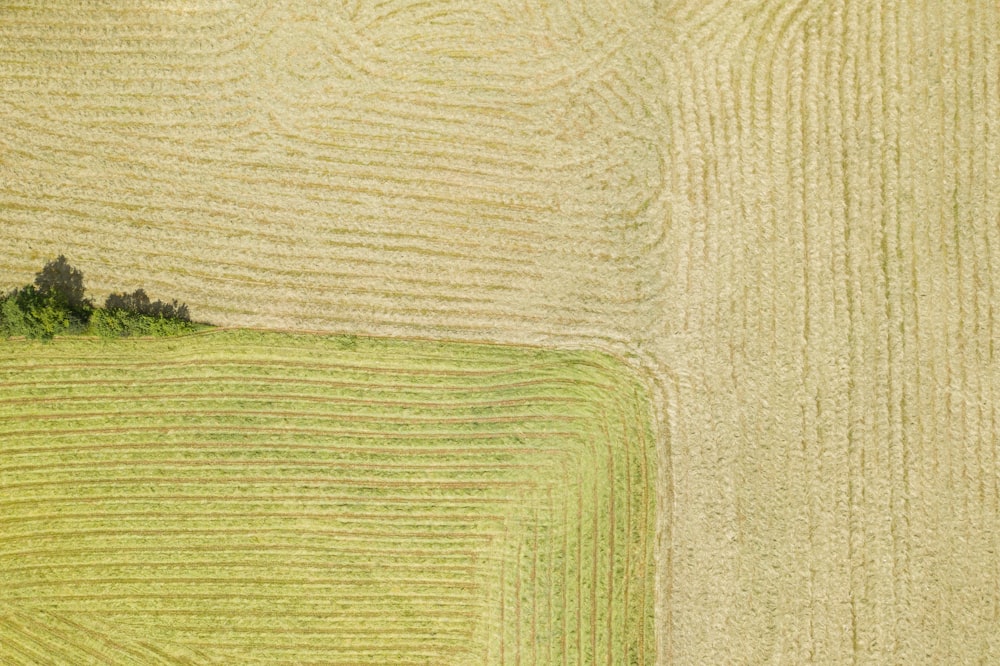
[[0, 330, 655, 663], [2, 0, 1000, 663]]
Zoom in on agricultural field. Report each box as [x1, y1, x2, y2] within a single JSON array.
[[3, 1, 1000, 663], [0, 330, 656, 664]]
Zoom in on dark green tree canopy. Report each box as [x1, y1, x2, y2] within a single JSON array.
[[0, 285, 72, 340]]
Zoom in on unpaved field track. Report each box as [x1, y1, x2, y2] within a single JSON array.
[[0, 330, 656, 664], [2, 1, 999, 663]]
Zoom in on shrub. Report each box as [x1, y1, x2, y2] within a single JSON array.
[[88, 308, 132, 339], [91, 308, 200, 339], [146, 315, 198, 337], [0, 286, 72, 341], [2, 257, 203, 341], [0, 292, 27, 337]]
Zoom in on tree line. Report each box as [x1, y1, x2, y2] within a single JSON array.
[[0, 256, 205, 340]]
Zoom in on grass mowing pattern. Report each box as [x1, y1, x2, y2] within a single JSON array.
[[4, 2, 1000, 662], [0, 330, 655, 664]]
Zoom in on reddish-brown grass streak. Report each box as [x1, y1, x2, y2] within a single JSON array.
[[72, 608, 480, 619], [0, 391, 586, 409], [4, 544, 487, 559], [1, 608, 142, 665], [0, 509, 509, 524], [1, 459, 556, 474], [0, 527, 500, 542], [1, 408, 585, 425], [28, 592, 479, 602], [3, 476, 539, 490], [0, 375, 596, 394], [2, 424, 580, 439], [5, 576, 483, 590], [2, 442, 573, 458], [0, 357, 563, 377], [5, 559, 482, 574], [0, 494, 525, 507]]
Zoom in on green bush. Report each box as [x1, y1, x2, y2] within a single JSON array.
[[2, 256, 205, 341], [88, 308, 130, 338], [0, 292, 27, 337], [146, 315, 199, 337], [90, 308, 200, 339], [0, 286, 73, 341]]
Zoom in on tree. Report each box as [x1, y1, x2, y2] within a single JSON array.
[[0, 256, 201, 340], [34, 255, 90, 313], [0, 286, 71, 340]]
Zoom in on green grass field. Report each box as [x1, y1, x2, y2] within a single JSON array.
[[0, 330, 655, 664]]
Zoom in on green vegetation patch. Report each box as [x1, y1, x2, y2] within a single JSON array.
[[0, 330, 656, 664], [0, 256, 206, 340]]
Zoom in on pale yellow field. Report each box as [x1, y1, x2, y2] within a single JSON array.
[[1, 1, 999, 663]]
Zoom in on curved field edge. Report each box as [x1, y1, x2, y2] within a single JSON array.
[[0, 329, 658, 665]]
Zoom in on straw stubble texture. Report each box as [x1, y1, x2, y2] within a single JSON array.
[[1, 1, 999, 663]]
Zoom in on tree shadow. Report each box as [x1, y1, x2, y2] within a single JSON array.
[[104, 288, 190, 322], [34, 255, 90, 313]]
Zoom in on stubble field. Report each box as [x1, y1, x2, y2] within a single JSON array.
[[2, 0, 1000, 663]]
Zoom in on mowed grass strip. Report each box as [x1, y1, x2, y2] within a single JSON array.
[[0, 330, 655, 664]]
